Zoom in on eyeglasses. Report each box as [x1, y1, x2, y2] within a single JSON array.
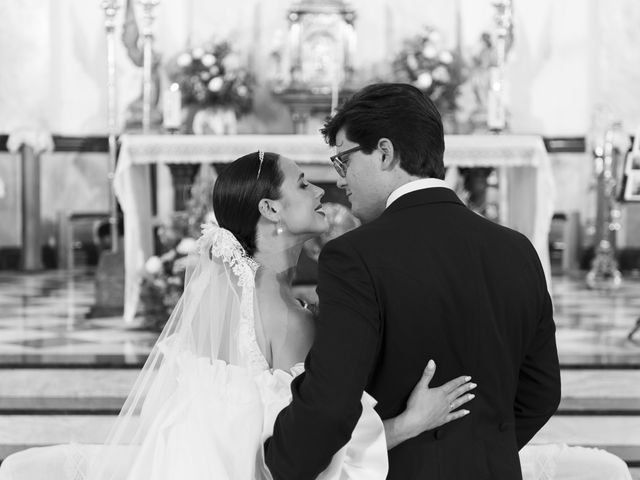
[[330, 145, 363, 177]]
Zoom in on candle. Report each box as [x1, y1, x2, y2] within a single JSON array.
[[163, 82, 182, 131], [186, 0, 194, 47], [330, 65, 339, 114], [487, 67, 505, 131]]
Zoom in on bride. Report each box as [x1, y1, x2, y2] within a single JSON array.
[[0, 151, 631, 480]]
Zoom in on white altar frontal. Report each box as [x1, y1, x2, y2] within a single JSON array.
[[114, 134, 555, 323]]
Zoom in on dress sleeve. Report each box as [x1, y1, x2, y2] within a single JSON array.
[[264, 236, 382, 479]]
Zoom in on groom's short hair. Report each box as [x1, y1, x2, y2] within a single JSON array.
[[321, 83, 445, 179]]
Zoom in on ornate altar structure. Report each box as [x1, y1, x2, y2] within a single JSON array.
[[274, 0, 358, 133], [114, 133, 555, 322]]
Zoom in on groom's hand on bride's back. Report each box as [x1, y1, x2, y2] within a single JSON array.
[[398, 360, 476, 440]]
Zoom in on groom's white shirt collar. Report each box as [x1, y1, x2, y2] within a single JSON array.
[[386, 178, 452, 209]]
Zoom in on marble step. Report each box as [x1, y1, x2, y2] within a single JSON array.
[[1, 369, 639, 412], [2, 396, 639, 415], [0, 369, 136, 413], [0, 368, 638, 469], [0, 414, 638, 467]]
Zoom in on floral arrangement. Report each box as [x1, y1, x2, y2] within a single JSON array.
[[137, 213, 197, 330], [166, 39, 254, 115], [391, 26, 466, 117], [138, 166, 218, 330]]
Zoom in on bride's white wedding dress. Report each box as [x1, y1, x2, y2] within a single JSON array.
[[0, 225, 631, 480], [0, 341, 387, 480], [97, 332, 388, 479], [520, 443, 631, 480], [0, 225, 388, 480]]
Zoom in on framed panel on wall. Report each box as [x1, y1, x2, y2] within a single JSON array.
[[623, 130, 640, 202]]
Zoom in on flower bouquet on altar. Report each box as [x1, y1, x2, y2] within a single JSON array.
[[138, 213, 198, 330], [391, 26, 466, 129], [166, 39, 254, 133], [138, 166, 218, 330]]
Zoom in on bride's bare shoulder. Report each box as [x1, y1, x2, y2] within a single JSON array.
[[263, 299, 315, 371]]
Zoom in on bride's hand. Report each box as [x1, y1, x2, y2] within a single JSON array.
[[399, 360, 476, 440]]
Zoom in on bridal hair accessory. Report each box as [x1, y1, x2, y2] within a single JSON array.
[[256, 150, 265, 179]]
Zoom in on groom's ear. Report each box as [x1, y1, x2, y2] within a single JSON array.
[[258, 198, 280, 222], [377, 138, 396, 171]]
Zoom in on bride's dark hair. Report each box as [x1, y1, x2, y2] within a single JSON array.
[[212, 151, 283, 256]]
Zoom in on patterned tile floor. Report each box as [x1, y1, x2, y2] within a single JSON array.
[[552, 276, 640, 367], [0, 271, 157, 367], [0, 269, 638, 368]]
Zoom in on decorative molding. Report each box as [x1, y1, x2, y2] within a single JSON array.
[[0, 135, 109, 153], [51, 136, 110, 153], [543, 137, 586, 153], [0, 134, 597, 155]]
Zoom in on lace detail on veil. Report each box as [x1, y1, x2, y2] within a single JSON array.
[[199, 223, 259, 287], [199, 223, 269, 372]]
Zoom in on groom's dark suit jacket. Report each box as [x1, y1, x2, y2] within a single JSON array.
[[265, 187, 561, 479]]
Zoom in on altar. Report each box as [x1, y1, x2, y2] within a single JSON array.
[[114, 134, 555, 322]]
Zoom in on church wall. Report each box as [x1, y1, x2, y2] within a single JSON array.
[[4, 1, 638, 136], [0, 149, 110, 261], [39, 152, 111, 239]]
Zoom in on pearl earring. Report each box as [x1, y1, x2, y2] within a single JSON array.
[[276, 221, 284, 235]]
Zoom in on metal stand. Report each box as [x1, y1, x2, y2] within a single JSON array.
[[139, 0, 160, 133], [586, 124, 624, 290], [487, 0, 513, 133], [91, 0, 126, 318], [102, 0, 120, 253], [628, 317, 640, 341]]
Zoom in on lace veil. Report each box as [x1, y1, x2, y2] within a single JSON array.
[[85, 223, 267, 480]]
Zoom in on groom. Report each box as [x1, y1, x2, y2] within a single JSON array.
[[265, 83, 561, 479]]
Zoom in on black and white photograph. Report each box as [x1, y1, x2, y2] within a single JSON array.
[[0, 1, 639, 479], [625, 172, 640, 202], [625, 127, 640, 174], [628, 153, 640, 172]]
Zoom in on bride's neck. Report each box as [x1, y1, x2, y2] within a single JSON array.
[[253, 237, 303, 287]]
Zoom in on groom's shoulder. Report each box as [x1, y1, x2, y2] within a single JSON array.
[[326, 216, 389, 251]]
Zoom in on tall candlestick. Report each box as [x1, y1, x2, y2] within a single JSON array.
[[330, 66, 339, 113], [587, 121, 626, 290], [185, 0, 194, 48], [138, 0, 160, 134], [344, 13, 357, 84], [488, 0, 513, 133], [101, 0, 120, 253], [288, 14, 301, 85], [487, 67, 505, 131]]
